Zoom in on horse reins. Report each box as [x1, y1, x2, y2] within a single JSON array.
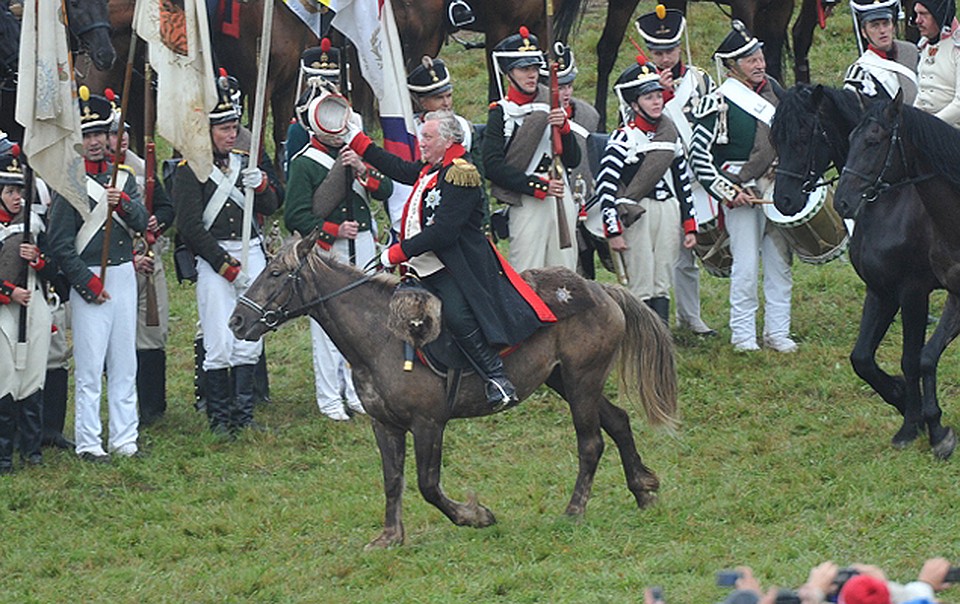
[[773, 112, 839, 193], [841, 116, 935, 204]]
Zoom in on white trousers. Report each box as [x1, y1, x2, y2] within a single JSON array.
[[674, 238, 704, 326], [309, 233, 375, 411], [71, 263, 139, 455], [723, 204, 793, 345], [622, 198, 680, 301], [508, 192, 578, 273], [197, 240, 265, 370]]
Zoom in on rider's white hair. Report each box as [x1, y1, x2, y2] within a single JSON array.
[[422, 110, 464, 144]]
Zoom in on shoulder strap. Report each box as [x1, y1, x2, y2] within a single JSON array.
[[717, 79, 776, 126], [203, 153, 245, 230], [75, 171, 132, 254]]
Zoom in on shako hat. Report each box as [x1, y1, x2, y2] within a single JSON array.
[[103, 88, 130, 133], [492, 26, 546, 74], [210, 68, 241, 125], [300, 38, 340, 83], [0, 140, 24, 187], [78, 86, 114, 134], [714, 19, 763, 62], [538, 41, 578, 85], [408, 56, 453, 96], [615, 53, 663, 106], [636, 5, 686, 50], [851, 0, 899, 24]]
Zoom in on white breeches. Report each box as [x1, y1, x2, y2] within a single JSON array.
[[508, 191, 578, 273]]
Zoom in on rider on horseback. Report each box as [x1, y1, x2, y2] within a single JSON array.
[[343, 111, 557, 411]]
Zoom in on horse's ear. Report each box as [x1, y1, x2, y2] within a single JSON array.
[[296, 227, 319, 258], [892, 88, 904, 112], [887, 89, 904, 121]]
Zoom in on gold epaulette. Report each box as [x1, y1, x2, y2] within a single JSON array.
[[177, 159, 188, 167], [117, 163, 135, 175], [231, 149, 250, 156], [445, 158, 481, 188]]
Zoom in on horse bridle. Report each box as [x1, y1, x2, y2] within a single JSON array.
[[236, 252, 378, 330], [773, 112, 837, 194], [840, 115, 933, 204], [66, 0, 111, 51]]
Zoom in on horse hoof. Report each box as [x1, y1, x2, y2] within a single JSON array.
[[636, 490, 658, 509], [891, 422, 921, 449], [932, 427, 957, 461], [364, 529, 404, 550], [461, 492, 497, 528]]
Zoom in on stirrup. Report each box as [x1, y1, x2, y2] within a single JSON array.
[[486, 377, 518, 411], [447, 0, 475, 28]]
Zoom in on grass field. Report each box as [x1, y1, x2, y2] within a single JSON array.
[[3, 1, 960, 602]]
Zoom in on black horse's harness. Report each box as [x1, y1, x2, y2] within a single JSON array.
[[773, 111, 839, 194]]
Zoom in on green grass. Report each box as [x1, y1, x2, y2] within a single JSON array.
[[4, 2, 960, 602]]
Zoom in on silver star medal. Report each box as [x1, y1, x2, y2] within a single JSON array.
[[425, 189, 441, 208], [555, 286, 572, 304]]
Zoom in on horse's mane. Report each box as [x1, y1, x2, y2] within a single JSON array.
[[872, 100, 960, 188], [278, 239, 399, 299], [771, 84, 863, 145]]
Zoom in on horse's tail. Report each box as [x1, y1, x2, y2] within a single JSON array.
[[554, 0, 588, 41], [601, 283, 679, 430]]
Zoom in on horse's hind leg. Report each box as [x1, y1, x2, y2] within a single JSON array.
[[366, 418, 408, 549], [920, 293, 960, 460], [894, 287, 930, 446], [597, 396, 659, 508], [547, 369, 606, 517], [411, 420, 496, 528]]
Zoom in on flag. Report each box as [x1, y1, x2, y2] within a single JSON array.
[[15, 0, 88, 218], [281, 0, 329, 39], [134, 0, 218, 180], [331, 0, 418, 161]]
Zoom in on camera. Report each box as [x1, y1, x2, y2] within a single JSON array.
[[650, 586, 665, 602], [826, 567, 860, 603], [716, 569, 742, 587]]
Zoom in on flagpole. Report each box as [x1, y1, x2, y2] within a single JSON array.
[[100, 33, 139, 284], [241, 0, 274, 268]]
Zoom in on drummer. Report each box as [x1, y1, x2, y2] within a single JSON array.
[[637, 4, 718, 336], [690, 20, 795, 353]]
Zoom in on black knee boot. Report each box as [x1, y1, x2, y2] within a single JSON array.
[[137, 349, 167, 426], [231, 364, 258, 431], [194, 335, 206, 412], [253, 350, 270, 405], [0, 394, 15, 473], [455, 328, 518, 411], [204, 368, 232, 435], [646, 297, 670, 326], [41, 368, 73, 449], [18, 391, 43, 464]]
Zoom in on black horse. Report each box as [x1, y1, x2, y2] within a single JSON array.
[[771, 84, 949, 456], [0, 0, 116, 142], [833, 91, 958, 459]]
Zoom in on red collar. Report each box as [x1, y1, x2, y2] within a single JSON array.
[[0, 207, 12, 224], [421, 143, 467, 176], [564, 104, 574, 119], [506, 85, 538, 105], [84, 158, 109, 174], [753, 79, 768, 94], [868, 44, 892, 60], [309, 137, 334, 154], [630, 116, 658, 133]]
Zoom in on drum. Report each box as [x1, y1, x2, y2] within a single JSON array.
[[763, 185, 848, 264], [691, 183, 732, 278]]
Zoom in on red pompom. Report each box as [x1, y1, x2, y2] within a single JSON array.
[[219, 67, 228, 78], [10, 143, 20, 157], [321, 37, 331, 52], [519, 25, 530, 38], [104, 87, 116, 101]]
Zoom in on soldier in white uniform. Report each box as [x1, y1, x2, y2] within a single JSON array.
[[844, 0, 919, 103], [637, 5, 718, 336], [914, 0, 960, 126]]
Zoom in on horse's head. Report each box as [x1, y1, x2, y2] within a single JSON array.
[[771, 84, 834, 216], [66, 0, 115, 72], [834, 91, 906, 219], [229, 231, 318, 342]]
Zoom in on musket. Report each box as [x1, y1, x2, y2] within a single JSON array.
[[340, 37, 357, 266], [241, 0, 275, 268], [545, 0, 573, 249], [15, 163, 35, 370], [142, 61, 160, 327], [100, 33, 139, 286]]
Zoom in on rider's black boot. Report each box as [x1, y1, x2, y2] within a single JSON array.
[[646, 296, 670, 326], [455, 328, 518, 411]]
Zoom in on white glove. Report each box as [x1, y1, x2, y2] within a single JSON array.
[[379, 248, 394, 269], [233, 270, 252, 293], [343, 110, 364, 146], [241, 167, 264, 190]]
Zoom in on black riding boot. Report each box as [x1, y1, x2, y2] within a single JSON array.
[[253, 350, 270, 405], [137, 349, 167, 426], [231, 364, 258, 432], [17, 391, 43, 465], [646, 297, 670, 326], [41, 367, 73, 449], [194, 335, 206, 412], [455, 328, 518, 411], [204, 368, 232, 436], [447, 0, 475, 28], [0, 394, 16, 473]]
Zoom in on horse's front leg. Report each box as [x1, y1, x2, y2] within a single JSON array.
[[412, 419, 496, 528], [893, 287, 931, 447], [920, 293, 960, 460], [849, 290, 908, 417], [366, 418, 408, 550]]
